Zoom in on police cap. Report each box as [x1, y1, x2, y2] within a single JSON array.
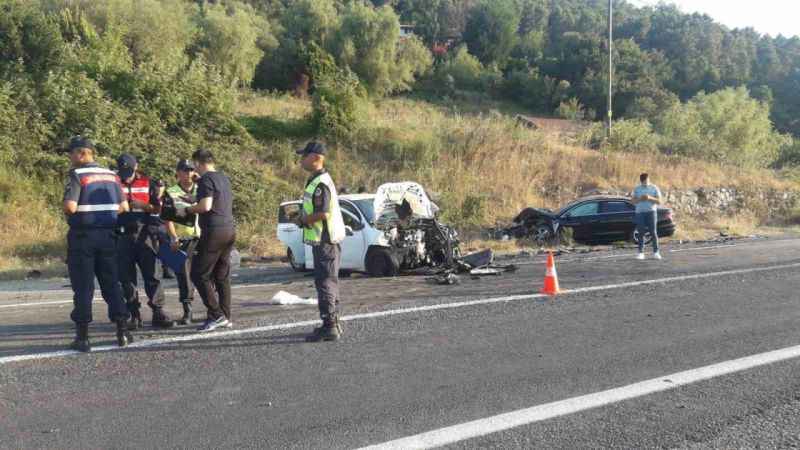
[[295, 141, 327, 156]]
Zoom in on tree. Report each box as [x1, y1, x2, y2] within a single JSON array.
[[194, 1, 277, 87], [332, 1, 431, 96], [44, 0, 196, 74], [254, 0, 340, 91], [463, 0, 519, 67], [0, 0, 66, 80], [656, 87, 790, 168]]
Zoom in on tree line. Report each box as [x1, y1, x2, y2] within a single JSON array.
[[1, 0, 799, 175]]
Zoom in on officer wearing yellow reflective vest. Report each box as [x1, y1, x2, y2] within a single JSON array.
[[163, 159, 201, 325], [296, 142, 346, 342]]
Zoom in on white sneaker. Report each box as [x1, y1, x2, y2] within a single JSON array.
[[653, 252, 662, 260], [636, 253, 646, 260], [197, 316, 230, 332]]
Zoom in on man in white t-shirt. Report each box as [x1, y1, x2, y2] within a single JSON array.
[[632, 173, 662, 260]]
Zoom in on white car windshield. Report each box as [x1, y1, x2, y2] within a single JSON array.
[[373, 182, 438, 229]]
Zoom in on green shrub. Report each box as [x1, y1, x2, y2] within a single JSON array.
[[556, 97, 585, 120], [655, 87, 791, 168], [773, 138, 800, 169], [501, 68, 567, 112], [607, 119, 660, 154], [429, 45, 505, 96], [309, 44, 365, 139], [460, 194, 488, 227], [0, 0, 66, 79]]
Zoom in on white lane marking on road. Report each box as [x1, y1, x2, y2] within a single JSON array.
[[2, 261, 800, 365], [0, 243, 755, 309], [358, 343, 800, 450], [0, 300, 78, 309]]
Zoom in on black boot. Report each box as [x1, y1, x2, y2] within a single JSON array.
[[127, 308, 143, 330], [116, 320, 134, 347], [152, 308, 175, 329], [178, 303, 192, 325], [313, 316, 343, 336], [306, 320, 341, 342], [69, 323, 91, 352]]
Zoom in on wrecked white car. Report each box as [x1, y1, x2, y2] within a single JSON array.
[[276, 182, 460, 277]]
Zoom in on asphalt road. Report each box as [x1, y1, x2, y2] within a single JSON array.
[[1, 237, 800, 449]]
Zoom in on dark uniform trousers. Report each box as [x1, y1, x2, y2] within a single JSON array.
[[312, 242, 341, 321], [67, 228, 129, 324], [175, 238, 198, 303], [118, 224, 165, 312], [191, 228, 235, 320]]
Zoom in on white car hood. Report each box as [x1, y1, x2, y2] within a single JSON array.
[[373, 182, 439, 230]]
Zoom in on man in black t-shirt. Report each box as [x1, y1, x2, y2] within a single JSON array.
[[179, 148, 236, 332]]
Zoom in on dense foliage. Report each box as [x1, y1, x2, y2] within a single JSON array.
[[1, 0, 799, 192]]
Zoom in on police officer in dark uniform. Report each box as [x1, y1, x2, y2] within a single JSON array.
[[62, 136, 133, 352], [296, 142, 347, 342], [116, 154, 175, 329]]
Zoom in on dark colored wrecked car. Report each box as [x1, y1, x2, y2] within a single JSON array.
[[503, 195, 677, 245]]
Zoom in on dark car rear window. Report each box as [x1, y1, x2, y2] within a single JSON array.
[[601, 201, 634, 213]]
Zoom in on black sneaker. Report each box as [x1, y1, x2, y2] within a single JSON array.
[[197, 316, 230, 332]]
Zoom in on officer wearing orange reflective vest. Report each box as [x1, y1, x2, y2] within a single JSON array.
[[116, 154, 175, 329], [296, 142, 346, 342], [62, 136, 133, 352]]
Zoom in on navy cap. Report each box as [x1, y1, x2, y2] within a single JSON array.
[[68, 136, 96, 152], [176, 159, 195, 172], [116, 153, 138, 180], [295, 141, 327, 156]]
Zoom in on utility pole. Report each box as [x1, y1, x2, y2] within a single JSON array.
[[607, 0, 613, 139]]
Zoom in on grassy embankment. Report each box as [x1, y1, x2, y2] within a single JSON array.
[[237, 94, 798, 249], [1, 93, 797, 279]]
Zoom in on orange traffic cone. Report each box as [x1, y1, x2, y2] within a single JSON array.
[[540, 252, 561, 295]]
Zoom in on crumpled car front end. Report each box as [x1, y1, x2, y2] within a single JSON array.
[[372, 182, 460, 271]]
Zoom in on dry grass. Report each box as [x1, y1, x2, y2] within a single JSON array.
[[229, 94, 800, 259], [0, 168, 67, 277], [4, 93, 793, 277]]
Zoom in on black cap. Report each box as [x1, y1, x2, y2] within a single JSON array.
[[176, 159, 195, 172], [116, 153, 138, 180], [67, 136, 96, 152], [295, 141, 327, 156]]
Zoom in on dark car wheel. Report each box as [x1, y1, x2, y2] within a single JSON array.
[[531, 223, 556, 244], [366, 248, 400, 278]]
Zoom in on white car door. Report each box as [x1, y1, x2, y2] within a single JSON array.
[[305, 202, 369, 272], [340, 209, 367, 271], [276, 202, 305, 270]]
